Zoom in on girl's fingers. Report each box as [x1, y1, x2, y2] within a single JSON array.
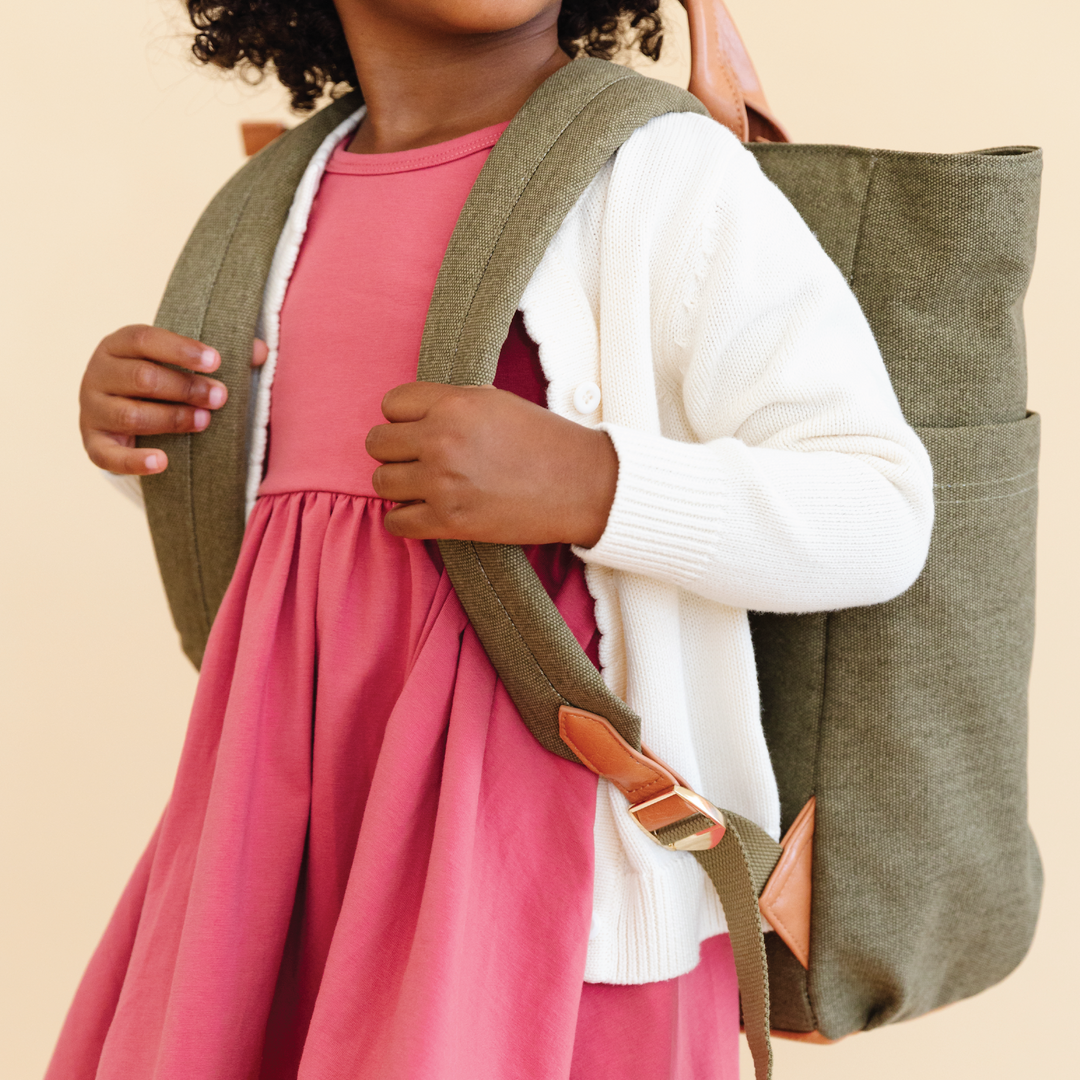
[[97, 354, 227, 409], [370, 461, 427, 502], [97, 395, 212, 437], [103, 324, 220, 373], [380, 381, 479, 423], [85, 431, 168, 475], [382, 501, 442, 540], [365, 420, 422, 463], [78, 324, 240, 474], [252, 339, 269, 367]]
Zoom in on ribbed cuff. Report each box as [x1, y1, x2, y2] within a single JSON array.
[[574, 423, 726, 588]]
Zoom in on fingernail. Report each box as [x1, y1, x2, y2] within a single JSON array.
[[144, 453, 161, 472], [194, 409, 210, 430], [207, 385, 226, 408], [198, 349, 218, 370]]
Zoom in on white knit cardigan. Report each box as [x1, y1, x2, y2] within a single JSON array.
[[118, 105, 935, 985]]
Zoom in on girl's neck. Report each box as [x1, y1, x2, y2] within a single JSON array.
[[335, 2, 571, 155]]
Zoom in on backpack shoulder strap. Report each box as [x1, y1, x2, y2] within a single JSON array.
[[143, 93, 361, 667], [420, 57, 705, 754], [418, 58, 781, 1080]]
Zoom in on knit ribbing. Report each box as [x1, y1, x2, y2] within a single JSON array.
[[581, 425, 727, 587]]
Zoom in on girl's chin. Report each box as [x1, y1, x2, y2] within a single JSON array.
[[370, 0, 561, 37]]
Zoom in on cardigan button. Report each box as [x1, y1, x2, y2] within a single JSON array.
[[573, 381, 601, 415]]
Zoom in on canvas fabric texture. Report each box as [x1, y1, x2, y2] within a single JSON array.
[[747, 143, 1043, 1036], [416, 63, 707, 755], [141, 93, 363, 667], [141, 57, 1042, 1073]]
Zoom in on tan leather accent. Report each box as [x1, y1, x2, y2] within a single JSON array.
[[634, 747, 719, 834], [771, 1029, 839, 1045], [559, 707, 728, 840], [640, 743, 690, 789], [739, 1022, 840, 1044], [241, 121, 288, 157], [632, 790, 713, 832], [559, 706, 680, 803], [558, 707, 716, 834], [758, 796, 815, 969], [681, 1, 789, 143]]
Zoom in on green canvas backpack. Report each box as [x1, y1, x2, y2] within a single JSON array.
[[140, 17, 1042, 1079]]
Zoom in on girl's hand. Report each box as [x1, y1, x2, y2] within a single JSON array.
[[367, 382, 618, 548], [80, 326, 268, 475]]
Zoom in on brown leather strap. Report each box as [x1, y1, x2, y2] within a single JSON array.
[[559, 707, 682, 803], [682, 0, 789, 143], [560, 707, 723, 835]]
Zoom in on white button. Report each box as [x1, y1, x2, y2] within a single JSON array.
[[573, 381, 601, 415]]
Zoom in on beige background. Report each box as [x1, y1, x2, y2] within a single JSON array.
[[1, 0, 1076, 1076]]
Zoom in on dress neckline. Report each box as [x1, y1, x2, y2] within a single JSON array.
[[326, 121, 510, 176]]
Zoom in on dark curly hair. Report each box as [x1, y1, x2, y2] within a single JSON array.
[[187, 1, 664, 111]]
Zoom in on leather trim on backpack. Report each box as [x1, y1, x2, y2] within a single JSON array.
[[759, 797, 815, 969]]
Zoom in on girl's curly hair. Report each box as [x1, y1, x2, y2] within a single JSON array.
[[186, 1, 664, 112]]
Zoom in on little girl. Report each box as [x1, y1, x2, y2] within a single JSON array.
[[59, 2, 934, 1078]]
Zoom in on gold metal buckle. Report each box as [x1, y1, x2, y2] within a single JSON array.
[[628, 786, 727, 852]]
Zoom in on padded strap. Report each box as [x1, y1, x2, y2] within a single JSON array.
[[417, 58, 780, 1080], [418, 58, 708, 756]]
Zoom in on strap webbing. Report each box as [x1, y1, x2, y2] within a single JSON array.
[[417, 58, 779, 1080], [657, 811, 781, 1077]]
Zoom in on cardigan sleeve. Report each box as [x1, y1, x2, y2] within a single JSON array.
[[575, 132, 935, 614]]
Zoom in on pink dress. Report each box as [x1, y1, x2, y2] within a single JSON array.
[[47, 124, 740, 1080]]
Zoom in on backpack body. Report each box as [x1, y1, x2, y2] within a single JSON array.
[[747, 144, 1042, 1035], [142, 59, 1042, 1069]]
